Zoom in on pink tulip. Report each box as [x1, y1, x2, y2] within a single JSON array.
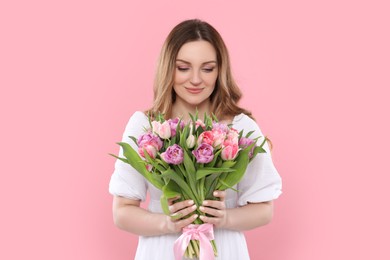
[[211, 129, 226, 147], [221, 143, 239, 161], [195, 119, 206, 130], [192, 143, 214, 163], [137, 133, 163, 150], [225, 128, 239, 145], [239, 137, 255, 158], [137, 132, 162, 159], [159, 121, 171, 139], [212, 122, 229, 133], [151, 121, 161, 135], [151, 121, 171, 139], [160, 144, 184, 165], [138, 143, 159, 159], [197, 131, 215, 146], [168, 118, 182, 136], [145, 164, 153, 172]]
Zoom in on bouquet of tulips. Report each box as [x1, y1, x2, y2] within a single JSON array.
[[111, 112, 267, 259]]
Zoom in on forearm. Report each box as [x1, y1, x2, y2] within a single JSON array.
[[114, 204, 168, 236], [223, 201, 273, 231], [113, 196, 198, 236]]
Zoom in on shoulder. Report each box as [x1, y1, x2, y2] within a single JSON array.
[[233, 113, 262, 133], [124, 111, 149, 134], [129, 111, 148, 120], [127, 111, 148, 123]]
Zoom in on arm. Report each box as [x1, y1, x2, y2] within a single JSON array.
[[112, 196, 198, 236], [199, 191, 273, 231]]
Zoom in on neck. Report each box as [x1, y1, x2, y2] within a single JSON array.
[[171, 101, 212, 121]]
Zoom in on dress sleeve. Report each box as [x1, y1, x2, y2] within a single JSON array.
[[236, 115, 282, 206], [108, 111, 149, 201]]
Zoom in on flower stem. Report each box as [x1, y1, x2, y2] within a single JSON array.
[[191, 240, 200, 257], [211, 240, 218, 256]]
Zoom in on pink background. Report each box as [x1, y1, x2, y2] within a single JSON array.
[[1, 0, 389, 259]]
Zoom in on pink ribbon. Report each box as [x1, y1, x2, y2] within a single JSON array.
[[174, 223, 215, 260]]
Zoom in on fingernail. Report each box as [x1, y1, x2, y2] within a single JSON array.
[[203, 201, 208, 205], [199, 206, 205, 211], [191, 205, 197, 210], [188, 200, 194, 205], [213, 191, 218, 196], [199, 215, 205, 220], [193, 214, 198, 219]]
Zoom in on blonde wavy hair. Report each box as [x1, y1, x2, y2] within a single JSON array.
[[146, 19, 252, 121]]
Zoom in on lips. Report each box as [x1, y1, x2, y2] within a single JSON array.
[[185, 87, 203, 94]]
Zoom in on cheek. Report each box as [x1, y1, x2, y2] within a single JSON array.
[[204, 73, 218, 86], [174, 73, 188, 84]]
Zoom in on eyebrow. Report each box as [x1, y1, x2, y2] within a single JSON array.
[[175, 59, 217, 65]]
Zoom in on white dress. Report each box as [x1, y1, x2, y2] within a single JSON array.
[[109, 111, 282, 260]]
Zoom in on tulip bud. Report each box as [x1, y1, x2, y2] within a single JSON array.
[[186, 134, 196, 149]]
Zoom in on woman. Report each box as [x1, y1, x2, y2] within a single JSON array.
[[109, 19, 282, 259]]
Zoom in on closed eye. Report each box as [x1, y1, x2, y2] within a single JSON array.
[[202, 68, 215, 73], [177, 67, 190, 71]]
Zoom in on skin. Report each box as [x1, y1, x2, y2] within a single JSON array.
[[171, 40, 218, 121], [113, 40, 274, 236]]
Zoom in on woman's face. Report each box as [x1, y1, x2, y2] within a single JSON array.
[[173, 40, 218, 110]]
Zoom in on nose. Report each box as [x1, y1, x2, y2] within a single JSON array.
[[190, 70, 202, 86]]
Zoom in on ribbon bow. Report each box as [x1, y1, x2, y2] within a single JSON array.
[[174, 223, 215, 260]]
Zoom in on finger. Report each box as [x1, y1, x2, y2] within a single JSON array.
[[170, 212, 183, 221], [202, 200, 225, 210], [213, 190, 226, 201], [167, 196, 181, 206], [169, 199, 194, 214], [199, 205, 224, 218], [176, 214, 198, 229], [199, 215, 219, 225], [171, 204, 197, 220]]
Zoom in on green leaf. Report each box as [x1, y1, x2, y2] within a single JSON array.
[[205, 149, 222, 168], [109, 153, 128, 164], [142, 148, 166, 172], [221, 161, 237, 168], [217, 147, 252, 190], [238, 129, 244, 140], [217, 179, 239, 192], [160, 195, 170, 215], [189, 112, 196, 122], [204, 174, 219, 199], [151, 172, 165, 186], [211, 113, 218, 122], [245, 130, 255, 138], [161, 168, 197, 203], [183, 150, 196, 175], [204, 113, 213, 129], [195, 125, 203, 136], [177, 164, 199, 199], [171, 134, 176, 146], [181, 151, 198, 199], [160, 179, 182, 215], [116, 142, 163, 190], [196, 167, 235, 180], [252, 146, 266, 157], [155, 158, 169, 169], [162, 180, 181, 198], [129, 136, 138, 146], [179, 124, 190, 149], [198, 177, 205, 202]]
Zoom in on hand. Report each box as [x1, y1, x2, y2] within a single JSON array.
[[164, 196, 198, 234], [199, 190, 227, 228]]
